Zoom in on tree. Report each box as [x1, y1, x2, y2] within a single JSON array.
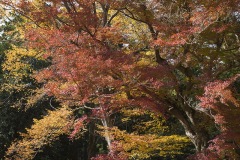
[[193, 76, 240, 159], [1, 0, 240, 159], [0, 11, 29, 158], [0, 8, 55, 159], [6, 107, 72, 160]]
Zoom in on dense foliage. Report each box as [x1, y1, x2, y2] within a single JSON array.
[[0, 0, 240, 159]]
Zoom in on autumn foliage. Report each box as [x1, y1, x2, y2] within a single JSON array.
[[0, 0, 240, 159]]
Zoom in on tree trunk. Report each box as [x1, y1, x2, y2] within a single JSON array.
[[169, 105, 213, 152], [101, 115, 112, 151], [87, 122, 96, 160], [185, 126, 209, 152]]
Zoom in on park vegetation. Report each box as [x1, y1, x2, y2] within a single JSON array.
[[0, 0, 240, 159]]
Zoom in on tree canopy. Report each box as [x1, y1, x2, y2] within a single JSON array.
[[0, 0, 240, 159]]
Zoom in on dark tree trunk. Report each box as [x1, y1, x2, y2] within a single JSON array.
[[169, 104, 214, 152], [87, 122, 96, 160], [183, 124, 209, 152]]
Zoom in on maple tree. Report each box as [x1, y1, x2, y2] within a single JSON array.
[[0, 0, 240, 159], [193, 76, 240, 159]]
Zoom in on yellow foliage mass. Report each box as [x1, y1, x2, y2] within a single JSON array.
[[2, 46, 42, 91], [5, 107, 72, 160], [108, 127, 190, 160]]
